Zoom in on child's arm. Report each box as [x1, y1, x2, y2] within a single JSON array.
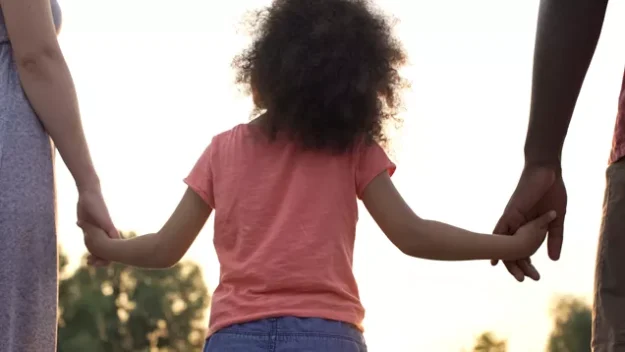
[[362, 172, 555, 261], [80, 187, 212, 269]]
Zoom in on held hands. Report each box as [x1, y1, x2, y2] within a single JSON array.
[[493, 164, 568, 281], [76, 185, 119, 266], [78, 220, 114, 262], [510, 210, 557, 260]]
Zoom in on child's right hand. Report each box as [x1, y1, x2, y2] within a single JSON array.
[[511, 210, 557, 259]]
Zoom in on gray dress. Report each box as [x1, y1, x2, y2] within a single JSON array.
[[0, 1, 62, 351]]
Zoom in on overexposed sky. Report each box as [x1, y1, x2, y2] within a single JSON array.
[[54, 0, 625, 350]]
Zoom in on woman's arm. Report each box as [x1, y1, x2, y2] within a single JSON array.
[[1, 0, 99, 190], [82, 188, 213, 268], [362, 172, 554, 261]]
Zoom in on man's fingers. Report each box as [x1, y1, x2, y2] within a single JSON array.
[[530, 210, 557, 229], [517, 258, 540, 281], [491, 214, 522, 266], [547, 222, 564, 261], [503, 261, 525, 282], [491, 218, 511, 266]]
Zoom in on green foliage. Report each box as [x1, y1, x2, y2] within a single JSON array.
[[472, 332, 507, 352], [547, 295, 591, 352], [57, 237, 210, 352]]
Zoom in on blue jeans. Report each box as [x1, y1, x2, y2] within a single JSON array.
[[203, 316, 367, 351]]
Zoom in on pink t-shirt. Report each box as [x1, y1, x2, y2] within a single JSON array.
[[184, 124, 395, 336]]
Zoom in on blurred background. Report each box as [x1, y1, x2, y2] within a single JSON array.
[[54, 0, 625, 350]]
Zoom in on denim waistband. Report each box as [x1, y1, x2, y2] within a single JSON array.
[[216, 316, 365, 344]]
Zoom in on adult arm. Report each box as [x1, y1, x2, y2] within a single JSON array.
[[1, 0, 99, 191], [524, 0, 609, 166], [491, 0, 608, 281]]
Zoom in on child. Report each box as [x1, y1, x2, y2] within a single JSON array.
[[80, 0, 556, 351]]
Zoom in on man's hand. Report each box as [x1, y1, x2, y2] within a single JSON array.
[[492, 164, 567, 282]]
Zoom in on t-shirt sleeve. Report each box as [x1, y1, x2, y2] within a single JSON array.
[[184, 139, 216, 208], [355, 142, 396, 199]]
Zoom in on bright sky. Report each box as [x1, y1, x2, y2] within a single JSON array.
[[53, 0, 625, 351]]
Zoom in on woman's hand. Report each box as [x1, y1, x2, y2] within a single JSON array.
[[78, 220, 113, 260], [76, 185, 119, 266]]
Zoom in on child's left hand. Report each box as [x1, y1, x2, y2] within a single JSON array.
[[78, 220, 116, 265]]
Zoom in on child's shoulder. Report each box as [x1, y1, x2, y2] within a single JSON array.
[[207, 123, 250, 147], [213, 123, 246, 140], [203, 123, 269, 160]]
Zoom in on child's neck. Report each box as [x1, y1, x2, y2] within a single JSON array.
[[249, 113, 268, 127]]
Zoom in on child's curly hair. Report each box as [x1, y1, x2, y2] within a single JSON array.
[[233, 0, 407, 153]]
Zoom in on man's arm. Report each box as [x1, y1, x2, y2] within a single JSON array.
[[524, 0, 609, 166], [491, 0, 608, 280]]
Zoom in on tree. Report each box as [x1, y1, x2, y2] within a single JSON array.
[[547, 295, 591, 352], [57, 235, 210, 352], [471, 332, 507, 352]]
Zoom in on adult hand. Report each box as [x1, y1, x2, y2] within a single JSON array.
[[492, 164, 567, 282], [76, 184, 119, 266]]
